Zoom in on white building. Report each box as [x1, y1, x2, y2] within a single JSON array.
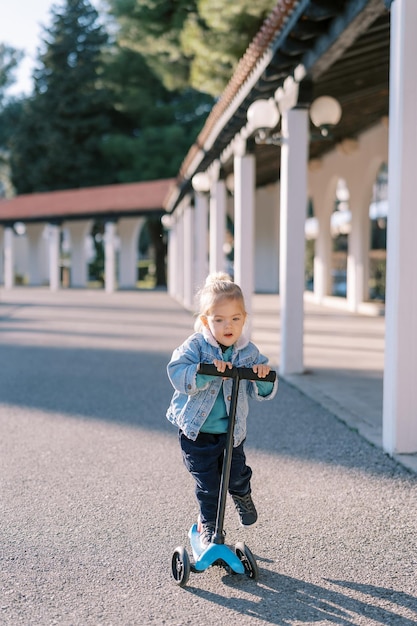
[[163, 0, 417, 457], [0, 179, 173, 292]]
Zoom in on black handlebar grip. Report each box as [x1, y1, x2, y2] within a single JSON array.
[[197, 363, 276, 383]]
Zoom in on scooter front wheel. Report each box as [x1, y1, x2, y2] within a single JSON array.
[[235, 542, 259, 580], [171, 546, 191, 587]]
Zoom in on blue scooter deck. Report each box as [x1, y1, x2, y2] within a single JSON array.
[[188, 523, 245, 574]]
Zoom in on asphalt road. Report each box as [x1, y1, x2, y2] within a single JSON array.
[[1, 289, 416, 625]]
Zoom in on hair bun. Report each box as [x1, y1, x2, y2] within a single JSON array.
[[205, 271, 232, 286]]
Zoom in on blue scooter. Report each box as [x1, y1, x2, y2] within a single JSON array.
[[171, 363, 276, 587]]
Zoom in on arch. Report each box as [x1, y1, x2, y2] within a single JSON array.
[[0, 179, 172, 291], [344, 126, 388, 310], [308, 122, 389, 307]]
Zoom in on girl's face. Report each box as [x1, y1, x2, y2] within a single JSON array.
[[201, 297, 247, 347]]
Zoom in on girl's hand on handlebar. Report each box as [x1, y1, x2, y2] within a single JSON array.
[[252, 363, 271, 379], [213, 359, 232, 374]]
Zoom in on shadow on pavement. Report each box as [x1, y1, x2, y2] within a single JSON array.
[[1, 343, 415, 484], [185, 569, 417, 625], [0, 344, 174, 435]]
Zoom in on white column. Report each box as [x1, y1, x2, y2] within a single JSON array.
[[26, 224, 46, 286], [253, 184, 280, 293], [66, 220, 93, 288], [167, 216, 178, 298], [4, 226, 15, 290], [0, 226, 3, 284], [48, 224, 60, 291], [209, 178, 226, 274], [183, 203, 195, 310], [314, 215, 332, 301], [234, 151, 255, 316], [279, 108, 309, 375], [176, 207, 185, 304], [311, 179, 335, 302], [347, 192, 370, 311], [194, 192, 209, 290], [104, 221, 117, 294], [383, 0, 417, 455], [118, 217, 143, 289]]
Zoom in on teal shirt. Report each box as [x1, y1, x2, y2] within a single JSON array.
[[196, 346, 273, 434]]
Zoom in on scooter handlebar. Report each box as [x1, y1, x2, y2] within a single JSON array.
[[197, 363, 276, 383]]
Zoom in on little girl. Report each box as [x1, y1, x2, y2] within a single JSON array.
[[166, 272, 278, 547]]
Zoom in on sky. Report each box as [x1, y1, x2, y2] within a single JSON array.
[[0, 0, 101, 97]]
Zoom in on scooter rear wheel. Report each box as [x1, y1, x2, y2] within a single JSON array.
[[171, 546, 190, 587], [235, 542, 259, 580]]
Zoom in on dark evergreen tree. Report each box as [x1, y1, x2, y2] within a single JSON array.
[[0, 43, 23, 106], [101, 42, 213, 182], [9, 0, 118, 193], [108, 0, 276, 96], [108, 0, 198, 91], [0, 44, 24, 197]]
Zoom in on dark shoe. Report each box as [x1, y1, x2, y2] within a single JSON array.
[[199, 523, 215, 548], [197, 516, 215, 548], [232, 492, 258, 526]]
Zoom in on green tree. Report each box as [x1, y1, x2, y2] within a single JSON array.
[[0, 104, 21, 197], [0, 44, 24, 197], [184, 0, 276, 94], [108, 0, 276, 96], [0, 43, 23, 106], [109, 0, 197, 91], [9, 0, 118, 193], [101, 43, 213, 182]]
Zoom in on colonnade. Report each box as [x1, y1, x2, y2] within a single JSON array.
[[166, 0, 417, 456], [167, 121, 388, 364], [309, 122, 388, 311], [0, 216, 145, 293], [0, 0, 415, 458]]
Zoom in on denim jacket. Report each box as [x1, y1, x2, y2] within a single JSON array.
[[166, 326, 278, 446]]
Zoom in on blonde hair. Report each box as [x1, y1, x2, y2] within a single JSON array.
[[194, 272, 246, 332]]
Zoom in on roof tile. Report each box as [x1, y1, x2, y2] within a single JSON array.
[[0, 179, 175, 223]]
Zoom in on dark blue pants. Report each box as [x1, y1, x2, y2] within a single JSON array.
[[179, 431, 252, 526]]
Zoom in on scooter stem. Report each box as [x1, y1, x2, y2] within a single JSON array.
[[212, 374, 240, 544], [196, 363, 276, 546]]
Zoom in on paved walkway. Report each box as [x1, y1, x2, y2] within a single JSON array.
[[1, 287, 416, 625], [251, 293, 417, 475]]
